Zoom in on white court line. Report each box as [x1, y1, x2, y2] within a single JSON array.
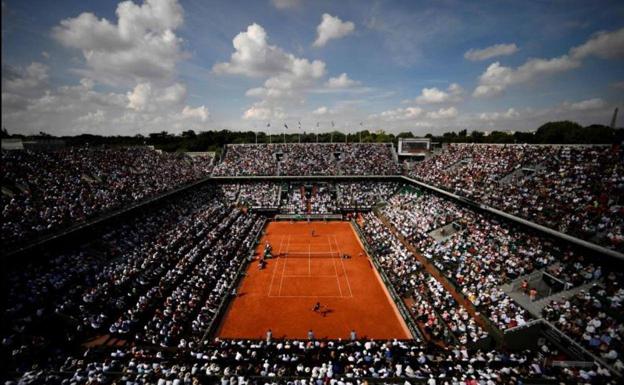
[[327, 235, 344, 297], [282, 274, 343, 278], [267, 235, 285, 297], [276, 250, 336, 253], [333, 234, 354, 297], [268, 295, 346, 298], [276, 234, 286, 255], [277, 234, 291, 296], [308, 243, 311, 276]]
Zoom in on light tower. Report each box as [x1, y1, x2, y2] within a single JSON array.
[[610, 107, 619, 129]]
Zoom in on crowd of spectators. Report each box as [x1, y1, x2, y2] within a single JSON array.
[[3, 185, 263, 379], [1, 147, 213, 246], [359, 212, 487, 347], [339, 144, 401, 175], [542, 270, 623, 371], [309, 185, 337, 214], [281, 185, 307, 215], [408, 144, 624, 251], [218, 183, 241, 204], [213, 145, 277, 176], [4, 142, 624, 384], [216, 182, 398, 212], [13, 338, 616, 385], [217, 183, 280, 208], [213, 144, 399, 176], [379, 189, 605, 332], [337, 182, 400, 209], [278, 144, 339, 176], [280, 184, 337, 215], [238, 183, 280, 208], [544, 259, 604, 290]]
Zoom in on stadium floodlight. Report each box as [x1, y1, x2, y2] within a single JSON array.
[[253, 123, 257, 144], [359, 122, 363, 143], [316, 122, 319, 143]]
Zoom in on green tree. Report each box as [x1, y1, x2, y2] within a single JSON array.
[[470, 130, 485, 142]]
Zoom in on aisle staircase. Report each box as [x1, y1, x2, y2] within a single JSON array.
[[502, 271, 601, 319]]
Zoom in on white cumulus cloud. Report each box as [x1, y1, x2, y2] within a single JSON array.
[[473, 56, 580, 98], [313, 13, 355, 47], [325, 73, 360, 88], [414, 83, 463, 104], [181, 105, 209, 122], [464, 43, 518, 61], [479, 108, 520, 121], [52, 0, 185, 86], [2, 62, 49, 98], [214, 23, 325, 80], [127, 83, 152, 111], [270, 0, 301, 10], [473, 27, 624, 98], [77, 109, 106, 124], [243, 102, 285, 121], [126, 82, 187, 111], [368, 105, 458, 124], [370, 106, 424, 121], [426, 106, 458, 119], [564, 98, 606, 111], [313, 106, 329, 115], [215, 23, 331, 119], [570, 28, 624, 60], [2, 63, 212, 135]]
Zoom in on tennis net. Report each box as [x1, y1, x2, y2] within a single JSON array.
[[279, 251, 342, 259]]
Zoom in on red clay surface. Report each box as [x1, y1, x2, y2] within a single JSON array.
[[216, 221, 412, 340]]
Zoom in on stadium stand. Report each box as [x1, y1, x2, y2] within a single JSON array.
[[359, 212, 488, 347], [378, 189, 614, 333], [3, 185, 264, 375], [213, 143, 400, 176], [22, 339, 616, 384], [1, 147, 213, 246], [3, 142, 623, 385], [337, 181, 400, 209], [217, 182, 280, 208], [280, 183, 338, 214], [408, 144, 624, 252], [542, 271, 623, 366]]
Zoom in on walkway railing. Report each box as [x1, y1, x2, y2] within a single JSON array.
[[350, 220, 423, 341], [373, 208, 505, 346], [400, 175, 624, 261], [201, 217, 267, 342], [3, 176, 213, 259]]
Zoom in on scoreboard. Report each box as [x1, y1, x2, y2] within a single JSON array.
[[398, 138, 431, 156]]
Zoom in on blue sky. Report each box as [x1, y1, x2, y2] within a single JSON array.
[[2, 0, 623, 136]]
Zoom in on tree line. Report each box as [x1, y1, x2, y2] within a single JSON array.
[[2, 121, 622, 154]]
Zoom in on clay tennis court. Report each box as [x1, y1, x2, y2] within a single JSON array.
[[216, 221, 412, 340]]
